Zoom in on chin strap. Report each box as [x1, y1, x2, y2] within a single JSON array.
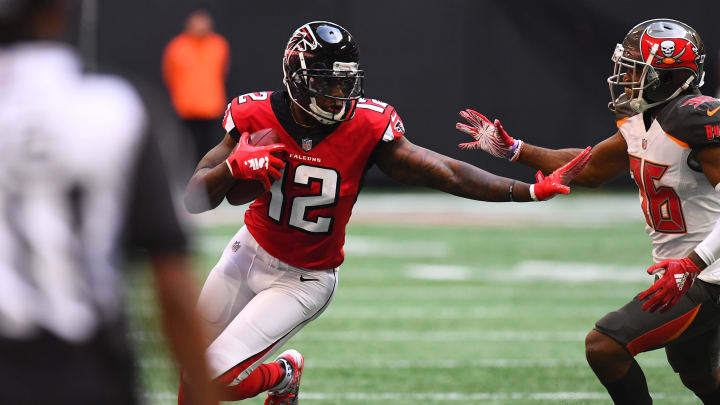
[[634, 44, 659, 105], [308, 96, 346, 125], [629, 75, 695, 113]]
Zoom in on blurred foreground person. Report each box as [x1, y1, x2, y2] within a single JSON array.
[[0, 1, 217, 404], [458, 18, 720, 405], [181, 20, 591, 404]]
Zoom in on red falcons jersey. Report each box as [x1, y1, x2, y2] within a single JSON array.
[[221, 91, 405, 269]]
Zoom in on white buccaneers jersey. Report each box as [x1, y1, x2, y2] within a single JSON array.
[[617, 93, 720, 283]]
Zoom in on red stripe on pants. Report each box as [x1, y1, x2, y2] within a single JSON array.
[[626, 304, 701, 356]]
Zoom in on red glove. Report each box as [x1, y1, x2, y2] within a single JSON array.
[[530, 147, 592, 201], [225, 132, 286, 190], [456, 110, 522, 160], [638, 257, 701, 313]]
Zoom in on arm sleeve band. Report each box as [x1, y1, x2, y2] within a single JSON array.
[[693, 182, 720, 266]]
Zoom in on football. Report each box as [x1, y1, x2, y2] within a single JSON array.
[[225, 128, 284, 206]]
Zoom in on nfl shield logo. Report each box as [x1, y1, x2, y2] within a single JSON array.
[[231, 241, 240, 252], [302, 138, 313, 152], [642, 138, 647, 150]]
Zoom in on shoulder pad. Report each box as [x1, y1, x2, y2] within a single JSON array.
[[657, 94, 720, 149], [354, 98, 405, 142], [222, 91, 272, 137]]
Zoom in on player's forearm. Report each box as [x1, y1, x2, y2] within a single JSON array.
[[516, 143, 582, 173], [517, 144, 598, 187], [381, 142, 534, 201], [394, 153, 533, 202], [151, 253, 218, 405], [441, 160, 534, 202], [184, 164, 235, 213]]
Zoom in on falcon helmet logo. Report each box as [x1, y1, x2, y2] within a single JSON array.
[[232, 241, 241, 252], [285, 24, 320, 55]]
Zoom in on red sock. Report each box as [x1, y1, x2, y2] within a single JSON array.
[[217, 362, 285, 401]]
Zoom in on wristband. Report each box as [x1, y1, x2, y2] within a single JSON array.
[[692, 183, 720, 266], [694, 197, 720, 267], [529, 184, 538, 201], [507, 140, 525, 162]]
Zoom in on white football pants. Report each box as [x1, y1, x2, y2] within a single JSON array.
[[197, 226, 338, 383]]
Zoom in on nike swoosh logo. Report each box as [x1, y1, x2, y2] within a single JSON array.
[[300, 275, 319, 282], [708, 106, 720, 116]]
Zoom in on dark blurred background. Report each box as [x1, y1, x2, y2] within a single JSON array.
[[89, 0, 720, 188]]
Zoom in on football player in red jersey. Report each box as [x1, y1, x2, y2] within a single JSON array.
[[457, 19, 720, 405], [182, 21, 591, 405]]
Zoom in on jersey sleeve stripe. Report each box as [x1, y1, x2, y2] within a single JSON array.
[[222, 102, 236, 133], [381, 120, 395, 141], [356, 103, 385, 113], [664, 132, 690, 149]]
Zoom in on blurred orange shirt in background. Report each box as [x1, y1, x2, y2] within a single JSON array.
[[163, 32, 229, 119]]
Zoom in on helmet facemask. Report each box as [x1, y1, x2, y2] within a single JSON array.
[[282, 22, 364, 125], [608, 43, 663, 113], [286, 57, 364, 125]]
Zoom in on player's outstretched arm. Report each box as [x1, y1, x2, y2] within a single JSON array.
[[639, 146, 720, 312], [375, 136, 590, 202], [456, 109, 628, 187]]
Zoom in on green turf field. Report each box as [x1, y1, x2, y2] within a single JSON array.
[[129, 192, 704, 404]]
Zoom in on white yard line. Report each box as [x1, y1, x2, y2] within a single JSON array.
[[129, 303, 614, 320], [139, 358, 669, 370], [143, 391, 695, 402], [130, 330, 587, 343], [293, 330, 587, 341], [344, 237, 449, 257], [320, 305, 613, 319], [404, 261, 652, 283]]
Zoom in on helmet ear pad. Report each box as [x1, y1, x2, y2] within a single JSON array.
[[644, 69, 694, 102]]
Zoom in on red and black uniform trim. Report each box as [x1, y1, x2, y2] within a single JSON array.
[[595, 280, 720, 373]]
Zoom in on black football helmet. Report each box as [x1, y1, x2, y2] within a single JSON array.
[[608, 19, 705, 113], [282, 21, 364, 125]]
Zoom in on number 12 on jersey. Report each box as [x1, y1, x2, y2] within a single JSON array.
[[267, 164, 340, 234]]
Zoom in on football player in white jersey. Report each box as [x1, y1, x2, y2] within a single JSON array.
[[456, 19, 720, 405]]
